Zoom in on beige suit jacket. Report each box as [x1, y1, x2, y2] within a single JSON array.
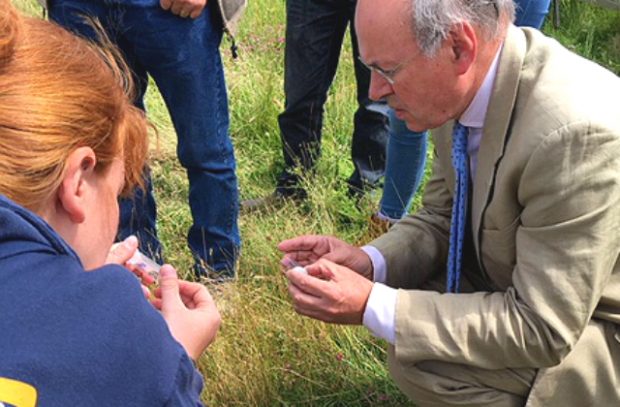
[[369, 26, 620, 405]]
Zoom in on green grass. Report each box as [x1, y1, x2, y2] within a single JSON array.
[[544, 0, 620, 74], [14, 0, 620, 404]]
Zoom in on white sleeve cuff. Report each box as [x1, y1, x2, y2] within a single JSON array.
[[361, 245, 387, 283], [362, 283, 397, 345]]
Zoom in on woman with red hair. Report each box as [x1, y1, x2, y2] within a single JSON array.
[[0, 2, 218, 405]]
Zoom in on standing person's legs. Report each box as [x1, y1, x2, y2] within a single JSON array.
[[514, 0, 551, 28], [49, 0, 161, 260], [122, 4, 240, 277], [379, 110, 427, 221], [276, 0, 350, 199], [348, 5, 389, 195]]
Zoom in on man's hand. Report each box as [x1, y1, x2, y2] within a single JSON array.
[[151, 265, 221, 360], [285, 259, 374, 324], [160, 0, 207, 19], [278, 235, 374, 280]]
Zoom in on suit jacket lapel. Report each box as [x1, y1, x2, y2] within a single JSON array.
[[471, 26, 527, 258]]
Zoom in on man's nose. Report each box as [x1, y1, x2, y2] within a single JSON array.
[[368, 72, 393, 102]]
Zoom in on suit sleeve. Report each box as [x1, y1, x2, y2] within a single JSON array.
[[391, 124, 620, 369], [368, 145, 454, 289]]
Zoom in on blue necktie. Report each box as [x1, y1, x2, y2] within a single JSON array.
[[446, 121, 469, 293]]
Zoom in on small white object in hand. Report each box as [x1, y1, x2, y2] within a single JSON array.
[[291, 266, 308, 275], [284, 257, 309, 275]]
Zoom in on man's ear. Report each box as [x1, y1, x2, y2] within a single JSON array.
[[57, 147, 97, 224], [448, 22, 477, 75]]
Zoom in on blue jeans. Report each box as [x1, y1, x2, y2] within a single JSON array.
[[50, 0, 240, 276], [277, 0, 389, 197], [380, 111, 427, 220], [379, 0, 550, 220], [515, 0, 551, 28]]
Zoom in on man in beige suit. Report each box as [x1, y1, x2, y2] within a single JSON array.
[[279, 0, 620, 405]]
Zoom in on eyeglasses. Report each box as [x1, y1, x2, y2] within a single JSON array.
[[358, 51, 422, 85], [359, 0, 499, 85]]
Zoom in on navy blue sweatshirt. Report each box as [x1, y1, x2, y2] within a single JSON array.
[[0, 195, 204, 406]]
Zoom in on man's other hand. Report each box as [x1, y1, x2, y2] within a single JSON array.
[[278, 235, 374, 280], [284, 258, 374, 325]]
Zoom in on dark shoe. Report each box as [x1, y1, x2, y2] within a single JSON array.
[[240, 192, 286, 213], [241, 187, 305, 213], [194, 258, 237, 283], [347, 177, 383, 209]]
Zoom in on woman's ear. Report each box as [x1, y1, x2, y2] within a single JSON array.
[[57, 147, 97, 224]]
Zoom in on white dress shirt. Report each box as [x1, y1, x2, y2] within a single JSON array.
[[361, 49, 502, 344]]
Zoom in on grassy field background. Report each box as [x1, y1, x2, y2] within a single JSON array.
[[15, 0, 619, 405]]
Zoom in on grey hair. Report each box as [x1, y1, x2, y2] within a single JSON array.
[[409, 0, 515, 56]]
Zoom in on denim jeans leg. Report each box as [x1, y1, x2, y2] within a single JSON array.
[[49, 0, 162, 260], [348, 7, 389, 193], [380, 109, 428, 220], [118, 173, 162, 261], [276, 0, 350, 195], [122, 5, 240, 276], [514, 0, 551, 28]]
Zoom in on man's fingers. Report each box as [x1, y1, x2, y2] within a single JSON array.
[[278, 235, 325, 253], [287, 282, 323, 309], [189, 5, 205, 19], [287, 285, 334, 322], [280, 254, 317, 270], [286, 270, 324, 298], [179, 6, 191, 18], [161, 0, 206, 18], [293, 304, 333, 323], [170, 1, 184, 15], [305, 262, 336, 280]]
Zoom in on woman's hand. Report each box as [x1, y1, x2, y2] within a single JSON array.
[[105, 235, 139, 265], [105, 236, 153, 297], [151, 265, 221, 361]]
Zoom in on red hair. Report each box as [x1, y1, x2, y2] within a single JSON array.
[[0, 0, 149, 211]]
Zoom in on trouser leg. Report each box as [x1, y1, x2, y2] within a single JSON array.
[[276, 0, 350, 196], [379, 109, 428, 220], [121, 4, 239, 276], [347, 5, 389, 194], [388, 346, 535, 407], [514, 0, 551, 29]]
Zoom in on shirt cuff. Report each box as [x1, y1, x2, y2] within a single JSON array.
[[361, 245, 387, 283], [362, 283, 397, 345]]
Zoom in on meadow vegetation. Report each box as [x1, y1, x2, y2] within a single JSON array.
[[15, 0, 619, 404]]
